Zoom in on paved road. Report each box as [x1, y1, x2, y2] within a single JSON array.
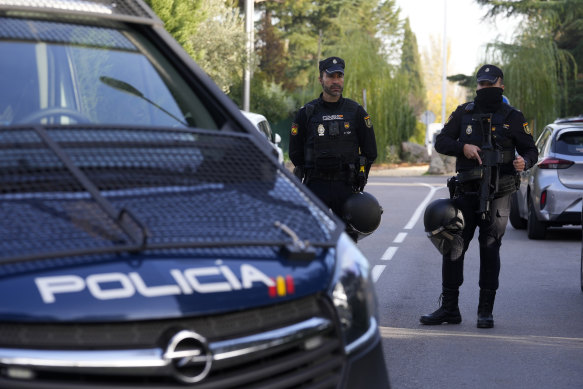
[[360, 175, 583, 389]]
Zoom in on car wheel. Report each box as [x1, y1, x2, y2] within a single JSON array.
[[509, 192, 527, 230], [527, 200, 546, 240]]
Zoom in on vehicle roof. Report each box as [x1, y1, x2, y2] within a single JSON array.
[[240, 111, 269, 127], [0, 0, 162, 26], [553, 115, 583, 124], [547, 122, 583, 133]]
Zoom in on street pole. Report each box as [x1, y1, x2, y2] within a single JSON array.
[[440, 0, 447, 124], [243, 0, 254, 111]]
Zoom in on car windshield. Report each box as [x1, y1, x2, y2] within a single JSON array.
[[555, 131, 583, 156], [0, 17, 217, 129]]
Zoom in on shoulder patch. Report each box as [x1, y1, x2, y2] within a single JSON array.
[[291, 122, 298, 136], [364, 115, 372, 128], [523, 122, 531, 135]]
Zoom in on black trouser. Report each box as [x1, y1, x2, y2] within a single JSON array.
[[442, 193, 511, 291], [307, 178, 354, 217]]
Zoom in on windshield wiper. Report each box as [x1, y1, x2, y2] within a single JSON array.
[[31, 125, 149, 247], [100, 76, 188, 127]]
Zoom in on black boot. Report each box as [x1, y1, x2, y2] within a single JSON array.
[[420, 288, 462, 325], [477, 289, 496, 328]]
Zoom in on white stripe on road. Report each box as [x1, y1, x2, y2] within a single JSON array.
[[393, 232, 407, 243], [372, 265, 386, 283], [403, 184, 441, 230], [381, 246, 398, 261], [372, 184, 447, 282], [378, 326, 583, 348]]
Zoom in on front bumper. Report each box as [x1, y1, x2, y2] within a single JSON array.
[[342, 329, 390, 389]]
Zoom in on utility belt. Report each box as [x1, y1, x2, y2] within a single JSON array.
[[448, 167, 519, 199], [302, 156, 366, 186], [308, 168, 351, 181]]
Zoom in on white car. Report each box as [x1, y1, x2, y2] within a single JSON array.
[[241, 110, 284, 164]]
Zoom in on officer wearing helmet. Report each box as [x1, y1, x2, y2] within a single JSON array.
[[420, 64, 538, 328], [289, 56, 379, 241]]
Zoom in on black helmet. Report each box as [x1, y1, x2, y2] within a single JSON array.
[[342, 192, 383, 240], [423, 198, 464, 259]]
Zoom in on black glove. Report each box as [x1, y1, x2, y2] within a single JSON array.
[[356, 172, 367, 192], [292, 165, 305, 183]]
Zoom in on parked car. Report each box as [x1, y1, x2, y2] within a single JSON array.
[[0, 1, 390, 388], [241, 110, 284, 164], [425, 122, 442, 157], [510, 116, 583, 239]]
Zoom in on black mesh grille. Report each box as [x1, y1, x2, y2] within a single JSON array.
[[0, 0, 155, 21], [0, 126, 338, 263], [0, 17, 137, 49]]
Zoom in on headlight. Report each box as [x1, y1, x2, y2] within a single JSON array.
[[328, 233, 378, 354]]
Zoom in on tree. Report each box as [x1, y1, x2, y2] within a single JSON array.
[[399, 18, 426, 143], [475, 0, 581, 134], [146, 0, 205, 58], [422, 36, 464, 124], [147, 0, 249, 93]]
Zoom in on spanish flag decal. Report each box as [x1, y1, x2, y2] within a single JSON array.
[[269, 275, 295, 297]]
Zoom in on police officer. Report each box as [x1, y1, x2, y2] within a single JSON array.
[[289, 56, 377, 241], [420, 64, 538, 328]]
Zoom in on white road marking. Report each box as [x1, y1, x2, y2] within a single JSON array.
[[371, 183, 448, 282], [381, 246, 398, 261], [372, 265, 386, 282], [393, 232, 407, 243], [379, 326, 583, 348], [404, 184, 441, 230]]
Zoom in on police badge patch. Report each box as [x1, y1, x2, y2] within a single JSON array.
[[466, 125, 472, 135], [291, 123, 298, 136], [318, 124, 325, 136], [523, 122, 531, 135], [364, 115, 372, 128]]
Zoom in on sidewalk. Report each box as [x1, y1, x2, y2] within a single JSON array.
[[369, 163, 429, 177]]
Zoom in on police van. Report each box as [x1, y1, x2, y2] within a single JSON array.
[[0, 1, 390, 388]]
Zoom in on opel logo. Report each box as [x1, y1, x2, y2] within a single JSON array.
[[164, 330, 212, 384]]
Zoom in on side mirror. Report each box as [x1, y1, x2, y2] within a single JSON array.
[[274, 133, 281, 144]]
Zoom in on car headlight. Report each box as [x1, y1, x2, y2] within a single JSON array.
[[328, 233, 379, 354]]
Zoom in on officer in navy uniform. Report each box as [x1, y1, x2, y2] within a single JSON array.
[[420, 64, 538, 328], [289, 56, 377, 241]]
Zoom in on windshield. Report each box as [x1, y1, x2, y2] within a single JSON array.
[[0, 17, 217, 129]]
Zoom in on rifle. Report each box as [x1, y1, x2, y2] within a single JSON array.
[[474, 114, 501, 220]]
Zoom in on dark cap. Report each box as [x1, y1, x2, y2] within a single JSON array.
[[476, 64, 503, 83], [319, 56, 345, 74]]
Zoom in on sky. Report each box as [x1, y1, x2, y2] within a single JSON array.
[[395, 0, 522, 76]]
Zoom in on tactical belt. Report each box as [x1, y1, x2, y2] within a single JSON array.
[[457, 168, 482, 183], [310, 169, 350, 181], [455, 170, 517, 197]]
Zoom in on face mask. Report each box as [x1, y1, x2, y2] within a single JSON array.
[[475, 87, 503, 111]]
